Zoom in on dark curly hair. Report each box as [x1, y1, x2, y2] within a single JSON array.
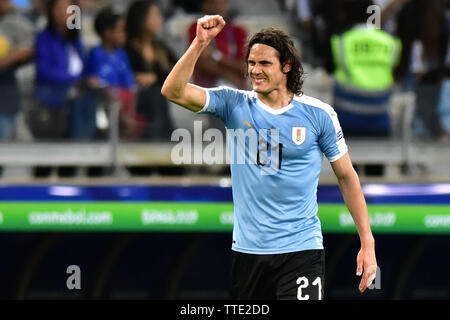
[[245, 28, 304, 96], [94, 6, 122, 39]]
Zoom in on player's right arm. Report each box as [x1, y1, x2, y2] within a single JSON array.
[[161, 15, 226, 112]]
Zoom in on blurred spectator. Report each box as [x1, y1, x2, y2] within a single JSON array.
[[293, 0, 408, 69], [26, 0, 46, 28], [30, 0, 97, 140], [374, 0, 411, 35], [396, 0, 449, 140], [125, 0, 175, 141], [293, 0, 348, 70], [330, 0, 401, 137], [437, 2, 450, 137], [11, 0, 29, 9], [85, 6, 138, 140], [0, 0, 34, 141], [188, 0, 248, 89], [171, 0, 201, 14], [78, 0, 108, 13]]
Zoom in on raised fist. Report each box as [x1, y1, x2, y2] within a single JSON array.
[[196, 15, 226, 43]]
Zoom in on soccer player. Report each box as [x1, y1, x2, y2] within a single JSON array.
[[161, 15, 377, 300]]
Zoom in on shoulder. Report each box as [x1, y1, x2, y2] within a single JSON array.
[[115, 47, 128, 58], [207, 86, 255, 106], [36, 29, 50, 40], [37, 29, 66, 45], [36, 29, 56, 46], [293, 94, 336, 117], [209, 86, 253, 97], [88, 45, 104, 59], [294, 94, 342, 132], [374, 29, 398, 43], [90, 45, 102, 54], [116, 48, 134, 67]]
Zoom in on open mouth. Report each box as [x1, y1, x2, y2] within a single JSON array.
[[252, 78, 267, 84]]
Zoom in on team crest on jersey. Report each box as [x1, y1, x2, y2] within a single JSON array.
[[292, 127, 306, 145]]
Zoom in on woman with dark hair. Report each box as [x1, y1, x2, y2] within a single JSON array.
[[31, 0, 95, 140], [125, 0, 175, 141]]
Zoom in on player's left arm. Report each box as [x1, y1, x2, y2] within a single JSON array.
[[330, 153, 377, 293]]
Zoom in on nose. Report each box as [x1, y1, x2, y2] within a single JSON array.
[[251, 65, 262, 76]]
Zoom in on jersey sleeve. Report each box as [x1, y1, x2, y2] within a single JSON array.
[[318, 107, 348, 162], [197, 86, 243, 125]]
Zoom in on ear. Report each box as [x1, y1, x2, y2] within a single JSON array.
[[282, 61, 292, 74]]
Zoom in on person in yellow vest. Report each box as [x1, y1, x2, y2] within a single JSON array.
[[330, 0, 401, 137]]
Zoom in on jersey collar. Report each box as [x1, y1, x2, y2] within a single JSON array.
[[254, 92, 295, 115]]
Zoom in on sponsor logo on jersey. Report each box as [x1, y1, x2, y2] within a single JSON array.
[[244, 120, 253, 129]]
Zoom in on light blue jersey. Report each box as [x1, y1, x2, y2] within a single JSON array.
[[199, 87, 348, 254]]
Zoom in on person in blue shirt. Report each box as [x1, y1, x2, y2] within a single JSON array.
[[87, 7, 135, 89], [85, 6, 137, 139], [33, 0, 86, 140], [161, 15, 377, 300]]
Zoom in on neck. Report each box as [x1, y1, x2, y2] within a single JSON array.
[[55, 24, 68, 37], [257, 87, 294, 109], [143, 32, 155, 42], [102, 41, 116, 53]]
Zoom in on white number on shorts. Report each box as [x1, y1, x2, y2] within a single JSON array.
[[296, 276, 322, 300], [296, 277, 309, 300], [312, 276, 322, 300]]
